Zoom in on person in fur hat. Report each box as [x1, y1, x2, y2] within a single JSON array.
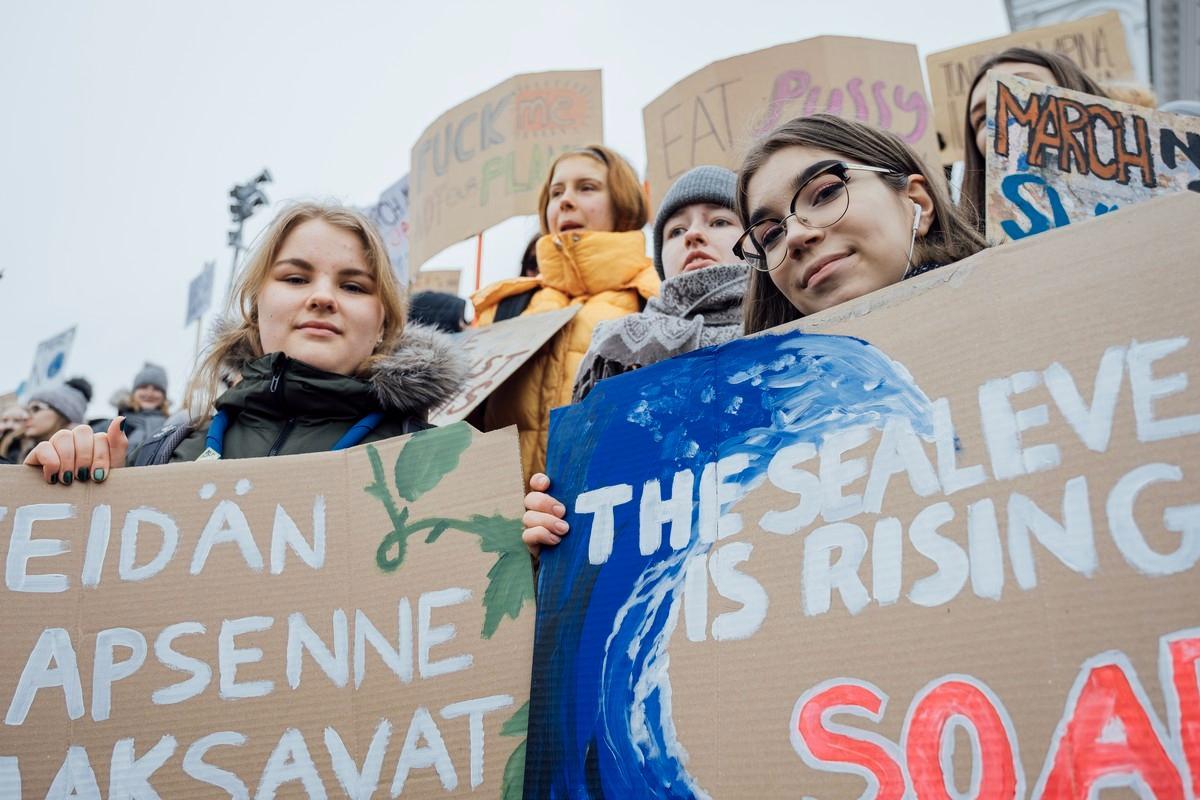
[[25, 203, 466, 482], [571, 165, 747, 402]]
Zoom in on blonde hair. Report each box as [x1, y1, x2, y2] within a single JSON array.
[[537, 145, 648, 234], [185, 202, 406, 421]]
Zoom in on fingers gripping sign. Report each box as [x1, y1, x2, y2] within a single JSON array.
[[24, 417, 128, 485], [523, 472, 569, 555]]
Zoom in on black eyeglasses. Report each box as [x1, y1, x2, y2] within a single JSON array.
[[734, 161, 894, 272]]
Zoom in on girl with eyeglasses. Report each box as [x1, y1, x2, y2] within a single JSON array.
[[24, 202, 466, 484], [737, 114, 985, 334], [522, 115, 985, 554]]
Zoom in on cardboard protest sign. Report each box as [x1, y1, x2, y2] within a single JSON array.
[[927, 12, 1133, 165], [362, 175, 411, 285], [985, 74, 1200, 243], [185, 262, 215, 327], [409, 71, 603, 269], [528, 192, 1200, 797], [642, 37, 939, 210], [412, 269, 462, 297], [428, 307, 579, 427], [20, 327, 76, 400], [0, 423, 535, 798]]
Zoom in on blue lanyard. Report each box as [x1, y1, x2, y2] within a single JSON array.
[[203, 409, 385, 458]]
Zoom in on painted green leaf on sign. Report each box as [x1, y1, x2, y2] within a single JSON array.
[[501, 739, 526, 800], [392, 422, 473, 502], [363, 434, 535, 638], [483, 550, 535, 638], [501, 701, 528, 737]]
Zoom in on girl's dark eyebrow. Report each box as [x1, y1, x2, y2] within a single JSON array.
[[750, 161, 839, 224]]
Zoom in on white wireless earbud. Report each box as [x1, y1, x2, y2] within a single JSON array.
[[901, 202, 923, 280]]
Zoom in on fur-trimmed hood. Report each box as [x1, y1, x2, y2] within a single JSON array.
[[209, 317, 467, 419]]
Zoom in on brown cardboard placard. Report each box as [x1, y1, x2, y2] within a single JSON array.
[[642, 37, 939, 210], [408, 71, 603, 269], [529, 193, 1200, 796], [411, 269, 463, 297], [984, 73, 1200, 243], [927, 12, 1133, 166], [428, 306, 580, 427], [0, 423, 534, 797]]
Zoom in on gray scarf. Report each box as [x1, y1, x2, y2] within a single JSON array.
[[572, 262, 748, 401]]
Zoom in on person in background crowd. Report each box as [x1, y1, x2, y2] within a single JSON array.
[[960, 47, 1107, 233], [114, 362, 171, 454], [472, 144, 659, 480], [523, 115, 985, 554], [408, 290, 473, 333], [25, 202, 466, 481], [0, 403, 30, 464], [520, 234, 540, 278], [571, 165, 747, 401], [15, 381, 89, 473]]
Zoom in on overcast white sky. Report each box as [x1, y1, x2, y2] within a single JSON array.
[[0, 0, 1009, 416]]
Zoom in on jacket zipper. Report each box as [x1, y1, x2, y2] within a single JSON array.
[[268, 418, 296, 457], [264, 355, 293, 456]]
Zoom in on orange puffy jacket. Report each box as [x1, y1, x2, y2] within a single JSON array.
[[472, 229, 660, 479]]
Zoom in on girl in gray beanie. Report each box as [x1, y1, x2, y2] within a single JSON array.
[[570, 165, 748, 403], [10, 382, 89, 469], [118, 362, 171, 453]]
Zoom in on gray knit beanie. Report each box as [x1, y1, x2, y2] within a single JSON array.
[[133, 362, 168, 393], [652, 165, 738, 279], [29, 384, 88, 425]]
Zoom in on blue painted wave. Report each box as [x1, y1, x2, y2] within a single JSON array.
[[527, 330, 934, 798]]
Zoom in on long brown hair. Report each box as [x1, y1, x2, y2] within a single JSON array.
[[536, 144, 648, 234], [960, 47, 1107, 232], [185, 202, 406, 421], [737, 114, 985, 335]]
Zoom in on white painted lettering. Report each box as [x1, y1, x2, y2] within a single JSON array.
[[6, 503, 73, 593], [153, 622, 211, 705], [287, 610, 348, 689], [418, 588, 472, 679], [1007, 476, 1096, 590], [819, 426, 871, 522], [441, 694, 513, 788], [92, 628, 147, 722], [1128, 337, 1200, 442], [760, 443, 821, 535], [270, 497, 325, 574], [191, 501, 263, 575], [575, 483, 633, 565], [183, 732, 248, 799], [907, 502, 968, 607], [5, 627, 83, 725], [219, 616, 274, 700], [391, 707, 457, 795], [1107, 463, 1200, 575], [354, 602, 413, 688], [119, 507, 179, 583], [803, 523, 870, 616], [710, 541, 768, 640], [639, 469, 694, 555]]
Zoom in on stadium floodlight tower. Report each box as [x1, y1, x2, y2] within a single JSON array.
[[225, 168, 273, 298]]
